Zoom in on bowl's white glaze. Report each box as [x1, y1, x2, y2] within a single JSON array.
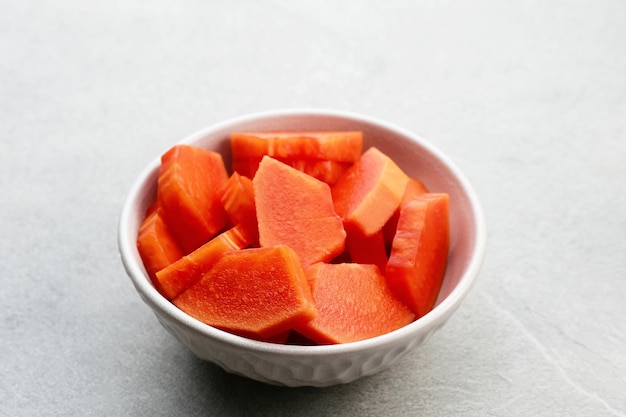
[[118, 109, 486, 387]]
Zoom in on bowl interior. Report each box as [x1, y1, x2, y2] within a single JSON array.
[[119, 109, 486, 354]]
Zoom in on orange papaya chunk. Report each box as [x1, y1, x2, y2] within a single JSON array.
[[173, 245, 317, 340], [233, 157, 352, 184], [142, 201, 160, 219], [281, 158, 352, 185], [154, 225, 251, 300], [136, 206, 184, 287], [297, 263, 415, 344], [253, 156, 346, 267], [332, 147, 410, 237], [219, 172, 258, 244], [383, 177, 429, 245], [230, 134, 269, 159], [231, 158, 260, 179], [231, 131, 363, 162], [157, 144, 229, 254], [344, 226, 388, 272], [385, 193, 450, 318]]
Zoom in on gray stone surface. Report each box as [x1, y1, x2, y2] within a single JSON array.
[[2, 0, 625, 416]]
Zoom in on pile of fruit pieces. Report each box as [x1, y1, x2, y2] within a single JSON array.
[[137, 131, 449, 345]]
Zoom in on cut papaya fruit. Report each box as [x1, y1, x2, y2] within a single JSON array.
[[383, 177, 429, 245], [230, 131, 363, 182], [344, 226, 388, 272], [173, 245, 317, 340], [253, 156, 346, 267], [281, 158, 352, 185], [297, 263, 415, 344], [332, 147, 410, 237], [385, 193, 450, 318], [142, 201, 160, 219], [157, 144, 229, 254], [231, 158, 260, 179], [136, 129, 452, 346], [231, 131, 363, 161], [219, 172, 258, 244], [233, 157, 352, 184], [136, 205, 183, 286], [154, 225, 251, 300]]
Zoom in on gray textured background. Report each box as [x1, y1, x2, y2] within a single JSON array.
[[2, 1, 625, 416]]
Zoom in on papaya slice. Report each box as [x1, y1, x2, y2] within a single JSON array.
[[173, 245, 317, 340], [219, 172, 258, 245], [231, 158, 260, 180], [136, 205, 183, 287], [157, 144, 229, 254], [383, 177, 429, 245], [253, 156, 346, 267], [385, 193, 450, 318], [344, 226, 388, 272], [231, 131, 363, 161], [297, 263, 415, 344], [230, 131, 363, 182], [142, 201, 160, 219], [281, 158, 352, 185], [154, 225, 251, 300], [233, 157, 351, 184], [332, 147, 410, 237]]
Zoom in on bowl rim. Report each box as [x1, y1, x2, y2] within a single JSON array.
[[118, 107, 487, 357]]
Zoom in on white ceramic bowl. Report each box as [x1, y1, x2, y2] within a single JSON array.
[[118, 109, 487, 387]]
